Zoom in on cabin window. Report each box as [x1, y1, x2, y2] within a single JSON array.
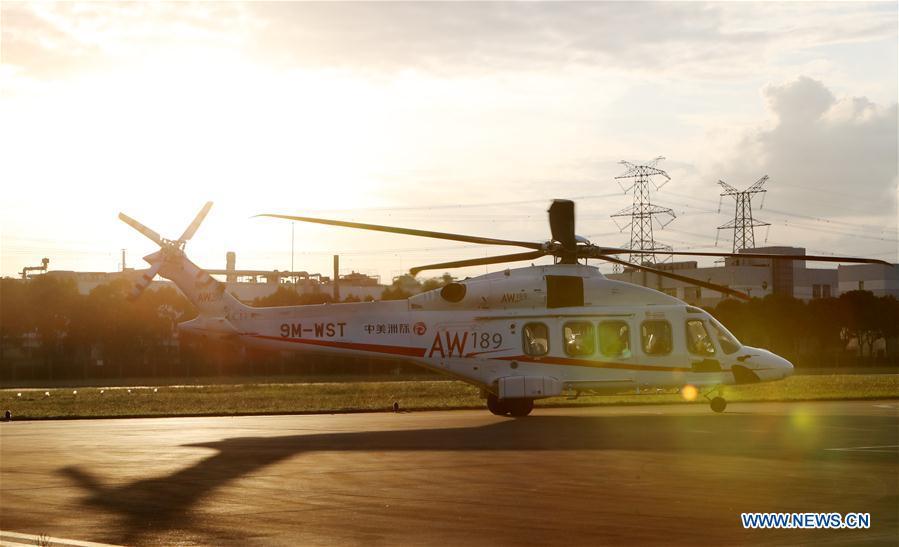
[[685, 319, 715, 356], [563, 321, 595, 356], [522, 322, 549, 356], [708, 318, 741, 355], [598, 321, 631, 358], [641, 320, 672, 355]]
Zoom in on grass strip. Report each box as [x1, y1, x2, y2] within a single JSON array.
[[1, 374, 897, 420]]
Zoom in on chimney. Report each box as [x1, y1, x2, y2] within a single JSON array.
[[226, 251, 236, 283], [333, 254, 340, 301]]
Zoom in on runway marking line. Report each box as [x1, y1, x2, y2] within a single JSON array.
[[0, 531, 119, 547], [824, 444, 899, 453]]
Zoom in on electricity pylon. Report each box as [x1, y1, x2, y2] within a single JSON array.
[[717, 175, 770, 252], [611, 157, 676, 266]]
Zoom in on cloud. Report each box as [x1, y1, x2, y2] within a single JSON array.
[[753, 77, 896, 210], [765, 76, 838, 126], [248, 2, 896, 78], [1, 3, 895, 273], [0, 2, 249, 81], [697, 76, 897, 261], [4, 2, 895, 82]]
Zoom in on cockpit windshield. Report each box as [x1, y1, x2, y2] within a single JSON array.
[[707, 316, 741, 354]]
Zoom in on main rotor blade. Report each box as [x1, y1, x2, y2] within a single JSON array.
[[178, 201, 213, 243], [596, 254, 751, 301], [582, 245, 636, 256], [118, 213, 163, 246], [599, 248, 891, 265], [548, 199, 576, 250], [258, 214, 544, 250], [410, 250, 547, 276]]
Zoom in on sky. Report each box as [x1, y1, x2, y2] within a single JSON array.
[[1, 1, 897, 284]]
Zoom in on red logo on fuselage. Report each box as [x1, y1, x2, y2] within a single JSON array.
[[413, 322, 427, 335], [428, 331, 468, 358]]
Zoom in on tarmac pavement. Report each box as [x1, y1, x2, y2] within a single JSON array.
[[1, 400, 897, 545]]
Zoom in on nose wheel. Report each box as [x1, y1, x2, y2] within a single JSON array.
[[709, 396, 727, 413], [703, 386, 727, 413]]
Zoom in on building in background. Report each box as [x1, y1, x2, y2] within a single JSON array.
[[18, 248, 897, 306], [607, 246, 896, 306], [838, 263, 899, 297], [41, 268, 156, 295], [24, 252, 388, 302]]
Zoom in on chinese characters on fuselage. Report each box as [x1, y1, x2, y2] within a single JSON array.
[[364, 323, 410, 335]]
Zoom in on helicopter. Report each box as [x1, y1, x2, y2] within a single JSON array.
[[119, 200, 887, 416]]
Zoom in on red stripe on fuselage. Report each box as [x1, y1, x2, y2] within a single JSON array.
[[493, 355, 692, 373], [250, 335, 695, 372], [252, 335, 427, 357]]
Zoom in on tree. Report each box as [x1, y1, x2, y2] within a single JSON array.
[[421, 273, 455, 292], [0, 278, 29, 374], [838, 291, 898, 361], [27, 275, 79, 380], [253, 286, 333, 307], [879, 296, 899, 340], [802, 296, 844, 364], [382, 274, 452, 300], [381, 274, 421, 300]]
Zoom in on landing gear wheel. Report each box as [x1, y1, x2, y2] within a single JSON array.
[[487, 394, 508, 416], [710, 396, 727, 413], [506, 398, 534, 417]]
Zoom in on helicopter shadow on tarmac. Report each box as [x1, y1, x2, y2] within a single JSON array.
[[59, 411, 897, 543]]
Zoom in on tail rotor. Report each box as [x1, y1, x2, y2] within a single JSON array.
[[176, 201, 213, 247], [118, 202, 214, 300], [118, 213, 164, 247]]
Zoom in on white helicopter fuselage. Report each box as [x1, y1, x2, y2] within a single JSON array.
[[173, 260, 793, 399], [123, 199, 885, 414]]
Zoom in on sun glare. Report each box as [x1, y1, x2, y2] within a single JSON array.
[[5, 50, 394, 217], [680, 384, 698, 401]]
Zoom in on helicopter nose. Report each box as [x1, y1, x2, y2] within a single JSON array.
[[776, 355, 794, 379], [761, 351, 793, 380], [739, 348, 793, 382]]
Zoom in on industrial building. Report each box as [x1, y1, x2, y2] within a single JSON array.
[[837, 263, 899, 297], [31, 252, 387, 302], [24, 247, 897, 307], [607, 246, 898, 306]]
